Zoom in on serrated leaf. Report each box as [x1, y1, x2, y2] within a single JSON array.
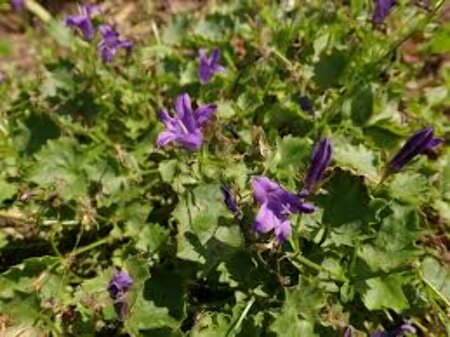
[[266, 136, 310, 179], [316, 170, 373, 227], [30, 138, 89, 200], [173, 184, 228, 263], [333, 138, 378, 179], [421, 256, 450, 303], [362, 274, 410, 312]]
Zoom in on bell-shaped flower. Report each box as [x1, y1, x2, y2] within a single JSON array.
[[388, 127, 443, 172], [156, 93, 216, 151], [65, 4, 102, 40], [251, 176, 315, 243], [97, 25, 133, 63], [198, 48, 225, 84], [304, 138, 333, 192]]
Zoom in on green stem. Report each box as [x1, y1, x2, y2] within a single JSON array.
[[420, 272, 450, 308], [69, 237, 111, 257], [289, 253, 346, 282], [226, 296, 256, 337], [25, 0, 52, 23]]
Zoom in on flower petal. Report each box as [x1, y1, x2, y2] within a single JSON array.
[[251, 176, 278, 204], [156, 131, 176, 148], [177, 130, 204, 150], [254, 203, 276, 234], [195, 104, 216, 127], [274, 219, 292, 243]]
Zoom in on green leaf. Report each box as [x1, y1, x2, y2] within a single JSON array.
[[359, 204, 419, 272], [421, 256, 450, 303], [316, 170, 373, 227], [333, 138, 378, 179], [190, 312, 232, 337], [30, 138, 89, 200], [173, 184, 228, 263], [388, 173, 428, 204], [265, 136, 311, 179], [0, 179, 17, 203], [123, 257, 179, 333], [362, 274, 410, 312], [313, 51, 348, 89], [135, 224, 170, 254], [351, 85, 373, 126], [270, 310, 317, 337]]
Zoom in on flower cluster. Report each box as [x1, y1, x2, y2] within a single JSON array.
[[64, 4, 132, 63], [107, 270, 133, 319]]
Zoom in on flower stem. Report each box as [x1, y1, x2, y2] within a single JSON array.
[[25, 0, 52, 23], [225, 296, 255, 337], [289, 253, 346, 282], [69, 237, 111, 257]]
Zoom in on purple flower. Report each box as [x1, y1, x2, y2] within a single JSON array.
[[304, 138, 333, 192], [108, 270, 133, 319], [251, 176, 315, 243], [11, 0, 24, 11], [107, 270, 133, 299], [372, 0, 396, 25], [97, 25, 133, 63], [299, 96, 313, 115], [64, 4, 101, 40], [221, 186, 243, 220], [156, 93, 216, 151], [198, 48, 225, 84], [0, 72, 4, 84], [388, 127, 444, 172], [370, 323, 416, 337]]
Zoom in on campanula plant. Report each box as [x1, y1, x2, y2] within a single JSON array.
[[0, 0, 448, 336]]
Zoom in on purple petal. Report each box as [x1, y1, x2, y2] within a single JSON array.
[[305, 138, 333, 191], [195, 104, 216, 127], [388, 127, 435, 171], [251, 176, 278, 205], [158, 108, 173, 125], [11, 0, 24, 11], [274, 219, 292, 243], [175, 93, 192, 118], [210, 49, 221, 66], [156, 131, 177, 148], [372, 0, 396, 25], [427, 137, 444, 150], [254, 203, 277, 234], [177, 130, 204, 150]]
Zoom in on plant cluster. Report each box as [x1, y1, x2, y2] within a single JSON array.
[[0, 0, 449, 336]]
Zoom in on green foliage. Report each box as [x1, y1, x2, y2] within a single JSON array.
[[0, 0, 449, 336]]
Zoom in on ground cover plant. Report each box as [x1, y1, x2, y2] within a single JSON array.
[[0, 0, 449, 336]]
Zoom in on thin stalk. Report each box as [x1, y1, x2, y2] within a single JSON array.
[[69, 237, 111, 257], [25, 0, 52, 23], [420, 273, 450, 308], [226, 296, 256, 337], [289, 253, 346, 282]]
